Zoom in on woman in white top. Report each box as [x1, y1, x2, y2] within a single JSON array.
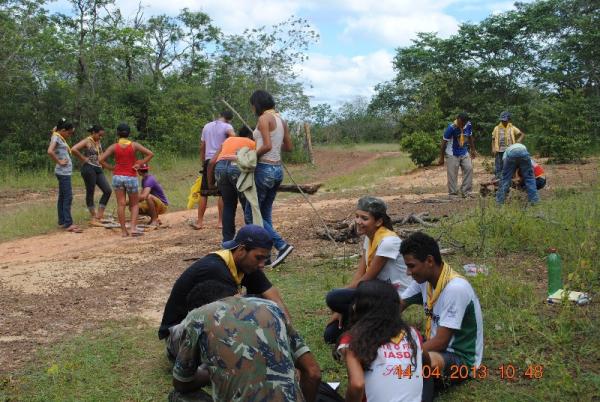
[[338, 280, 428, 402], [324, 196, 412, 344], [245, 90, 294, 268]]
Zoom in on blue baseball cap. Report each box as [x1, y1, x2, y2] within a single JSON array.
[[222, 224, 273, 250], [500, 111, 511, 121]]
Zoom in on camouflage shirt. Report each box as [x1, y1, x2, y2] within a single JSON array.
[[173, 296, 310, 402]]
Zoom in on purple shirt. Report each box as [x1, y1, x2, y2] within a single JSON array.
[[142, 174, 169, 205], [201, 120, 233, 160]]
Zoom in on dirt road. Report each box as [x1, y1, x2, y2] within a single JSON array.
[[0, 151, 596, 373]]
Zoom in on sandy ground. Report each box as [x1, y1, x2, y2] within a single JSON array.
[[0, 151, 597, 373]]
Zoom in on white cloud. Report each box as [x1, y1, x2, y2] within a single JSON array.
[[111, 0, 305, 33], [333, 0, 461, 46], [297, 50, 395, 106], [342, 12, 459, 47]]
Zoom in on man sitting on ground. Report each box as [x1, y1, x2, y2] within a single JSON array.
[[400, 232, 483, 386], [137, 163, 169, 226], [171, 280, 321, 402], [158, 224, 290, 362]]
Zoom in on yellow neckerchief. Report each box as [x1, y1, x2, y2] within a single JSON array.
[[118, 138, 132, 146], [263, 108, 279, 117], [452, 120, 465, 147], [390, 330, 407, 344], [425, 262, 463, 339], [87, 136, 101, 156], [366, 226, 398, 272], [212, 249, 244, 287], [493, 123, 516, 153], [52, 131, 71, 154]]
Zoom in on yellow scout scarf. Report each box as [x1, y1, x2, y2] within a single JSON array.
[[366, 226, 398, 272], [52, 131, 71, 154], [118, 138, 132, 146], [493, 123, 516, 153], [452, 120, 465, 147], [212, 249, 244, 287], [425, 262, 463, 339], [88, 136, 101, 155]]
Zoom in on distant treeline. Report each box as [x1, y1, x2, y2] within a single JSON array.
[[1, 0, 598, 170], [0, 0, 318, 169]]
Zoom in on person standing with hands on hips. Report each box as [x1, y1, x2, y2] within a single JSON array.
[[99, 123, 153, 237]]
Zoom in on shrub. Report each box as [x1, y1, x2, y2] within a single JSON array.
[[400, 131, 439, 167], [533, 134, 589, 164]]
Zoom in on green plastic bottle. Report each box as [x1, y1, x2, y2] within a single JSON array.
[[547, 248, 562, 296]]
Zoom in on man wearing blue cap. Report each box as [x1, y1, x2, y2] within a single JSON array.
[[158, 224, 290, 361], [491, 111, 525, 180], [439, 112, 477, 197]]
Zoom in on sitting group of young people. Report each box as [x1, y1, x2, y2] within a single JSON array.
[[159, 196, 484, 402], [47, 119, 170, 237]]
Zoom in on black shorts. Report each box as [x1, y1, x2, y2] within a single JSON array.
[[200, 159, 221, 197]]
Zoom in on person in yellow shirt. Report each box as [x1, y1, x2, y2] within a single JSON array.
[[491, 111, 525, 179]]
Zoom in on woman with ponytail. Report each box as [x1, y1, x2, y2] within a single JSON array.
[[324, 196, 412, 344], [47, 118, 82, 233], [99, 123, 153, 237], [337, 280, 427, 402], [71, 125, 112, 225]]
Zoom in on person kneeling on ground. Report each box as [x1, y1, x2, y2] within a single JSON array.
[[400, 232, 483, 389], [137, 163, 169, 227], [158, 224, 291, 362], [517, 158, 546, 190], [337, 280, 431, 402], [324, 196, 412, 345], [171, 280, 321, 402]]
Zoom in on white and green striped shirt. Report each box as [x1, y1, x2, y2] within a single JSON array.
[[402, 277, 483, 368]]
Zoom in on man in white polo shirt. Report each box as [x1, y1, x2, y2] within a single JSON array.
[[400, 232, 483, 386]]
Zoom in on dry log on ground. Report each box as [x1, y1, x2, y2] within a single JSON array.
[[200, 183, 322, 197], [316, 213, 439, 242]]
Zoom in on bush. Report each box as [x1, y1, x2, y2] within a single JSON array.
[[400, 131, 439, 167], [533, 134, 589, 164]]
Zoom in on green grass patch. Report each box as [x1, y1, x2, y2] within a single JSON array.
[[324, 155, 415, 191], [0, 154, 201, 241], [0, 322, 172, 401]]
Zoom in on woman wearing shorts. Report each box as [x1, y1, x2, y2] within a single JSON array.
[[71, 124, 112, 226], [99, 123, 153, 237]]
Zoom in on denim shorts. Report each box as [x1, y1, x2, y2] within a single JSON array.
[[112, 175, 139, 193]]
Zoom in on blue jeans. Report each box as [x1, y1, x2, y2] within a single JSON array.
[[494, 152, 504, 180], [323, 288, 356, 344], [244, 163, 287, 251], [215, 160, 247, 245], [496, 149, 539, 204], [56, 174, 73, 227]]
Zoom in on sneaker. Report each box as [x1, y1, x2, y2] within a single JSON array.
[[271, 245, 294, 268]]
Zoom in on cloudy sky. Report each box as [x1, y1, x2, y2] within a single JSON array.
[[48, 0, 525, 107]]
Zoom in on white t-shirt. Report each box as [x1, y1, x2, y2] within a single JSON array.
[[338, 327, 423, 402], [401, 277, 484, 368], [363, 236, 412, 294]]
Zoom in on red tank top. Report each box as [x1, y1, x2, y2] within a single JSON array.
[[113, 143, 137, 176]]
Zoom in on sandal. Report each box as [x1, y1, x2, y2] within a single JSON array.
[[131, 231, 144, 237], [66, 225, 83, 233]]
